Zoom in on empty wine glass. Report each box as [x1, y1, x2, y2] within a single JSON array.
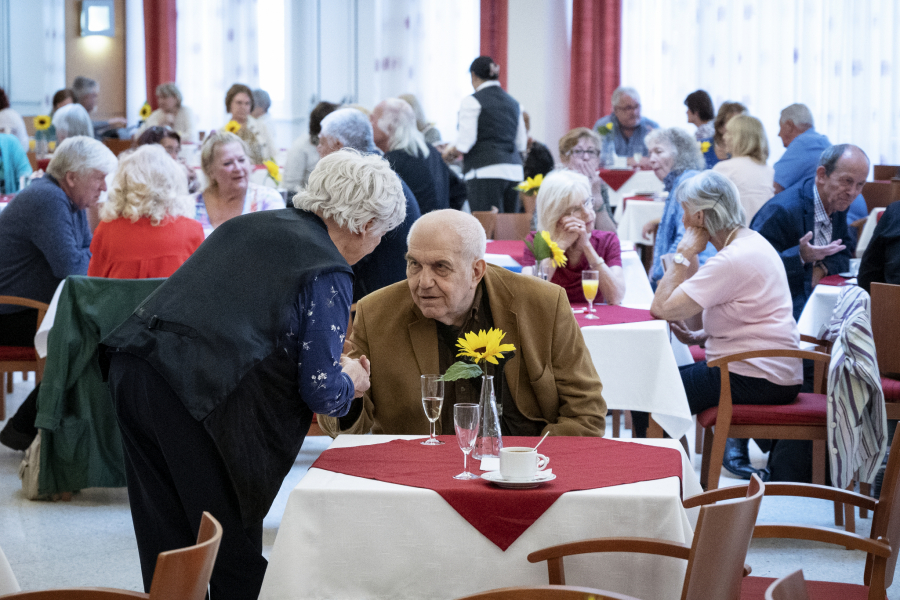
[[582, 270, 600, 319], [453, 403, 480, 480], [421, 374, 444, 445]]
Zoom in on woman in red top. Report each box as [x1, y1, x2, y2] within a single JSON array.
[[88, 145, 203, 279], [522, 169, 625, 305]]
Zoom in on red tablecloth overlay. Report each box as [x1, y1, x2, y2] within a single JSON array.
[[571, 303, 656, 328], [485, 240, 528, 264], [597, 169, 635, 191], [311, 436, 682, 551], [818, 275, 850, 287]]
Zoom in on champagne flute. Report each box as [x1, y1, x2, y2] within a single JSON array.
[[421, 374, 445, 446], [453, 403, 480, 480], [582, 270, 600, 319]]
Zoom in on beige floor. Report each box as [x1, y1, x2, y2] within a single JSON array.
[[0, 373, 891, 597]]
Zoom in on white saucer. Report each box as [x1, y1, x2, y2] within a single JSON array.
[[481, 471, 556, 489]]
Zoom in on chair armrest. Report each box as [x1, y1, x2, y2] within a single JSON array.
[[4, 589, 150, 599], [708, 348, 830, 368], [528, 537, 690, 564], [761, 482, 877, 511], [683, 486, 750, 508], [753, 525, 891, 558]]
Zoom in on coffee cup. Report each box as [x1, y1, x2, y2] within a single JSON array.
[[499, 446, 550, 481]]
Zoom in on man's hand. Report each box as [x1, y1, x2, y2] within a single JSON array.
[[812, 264, 827, 287], [109, 117, 128, 128], [341, 355, 371, 398], [798, 231, 845, 264], [642, 218, 661, 241], [441, 145, 461, 162], [676, 226, 711, 258]]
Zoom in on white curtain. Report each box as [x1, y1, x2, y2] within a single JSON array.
[[176, 0, 261, 137], [621, 0, 900, 166]]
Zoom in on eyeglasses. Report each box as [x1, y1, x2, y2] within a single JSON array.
[[564, 197, 594, 217], [614, 103, 641, 112], [567, 148, 601, 159]]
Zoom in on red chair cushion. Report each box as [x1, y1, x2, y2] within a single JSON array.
[[883, 376, 900, 403], [0, 345, 37, 361], [741, 575, 881, 599], [696, 393, 826, 429], [689, 345, 706, 363]]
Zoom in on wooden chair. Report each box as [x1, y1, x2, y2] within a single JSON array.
[[456, 585, 639, 600], [1, 512, 222, 600], [871, 282, 900, 420], [494, 213, 532, 241], [528, 475, 764, 600], [102, 138, 133, 157], [861, 181, 894, 212], [699, 347, 831, 491], [472, 211, 497, 239], [764, 570, 809, 600], [873, 165, 900, 181], [736, 431, 900, 599], [0, 296, 49, 420]]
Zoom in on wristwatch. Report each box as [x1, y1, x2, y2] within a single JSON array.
[[672, 253, 689, 266]]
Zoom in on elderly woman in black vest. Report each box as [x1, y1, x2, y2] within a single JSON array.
[[442, 55, 527, 213], [103, 149, 406, 600]]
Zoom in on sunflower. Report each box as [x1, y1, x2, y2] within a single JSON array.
[[515, 173, 543, 196], [540, 231, 567, 267], [456, 328, 516, 366], [700, 141, 711, 153], [264, 160, 281, 183], [139, 103, 152, 120], [224, 120, 242, 133], [33, 115, 51, 131]]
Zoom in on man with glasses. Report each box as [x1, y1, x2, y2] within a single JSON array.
[[593, 87, 658, 166]]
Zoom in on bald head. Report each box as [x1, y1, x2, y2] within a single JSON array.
[[406, 210, 488, 327], [815, 144, 869, 215]]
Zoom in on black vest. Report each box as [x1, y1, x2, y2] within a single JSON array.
[[462, 85, 522, 174], [104, 208, 351, 524]]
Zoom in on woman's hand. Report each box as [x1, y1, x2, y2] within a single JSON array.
[[677, 226, 711, 257], [341, 355, 371, 398], [557, 215, 589, 251], [642, 218, 661, 240], [669, 320, 707, 346]]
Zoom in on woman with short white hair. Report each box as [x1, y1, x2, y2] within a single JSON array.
[[713, 114, 774, 224], [193, 131, 283, 235], [134, 82, 196, 143], [644, 170, 802, 479], [52, 103, 94, 142], [88, 145, 204, 278], [104, 147, 405, 599], [521, 169, 625, 305]]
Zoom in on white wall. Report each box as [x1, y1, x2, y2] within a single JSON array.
[[125, 0, 145, 127], [2, 0, 65, 115]]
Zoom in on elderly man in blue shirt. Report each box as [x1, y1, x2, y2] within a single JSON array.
[[593, 87, 658, 166]]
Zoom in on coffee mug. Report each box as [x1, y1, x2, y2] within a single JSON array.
[[499, 446, 550, 480]]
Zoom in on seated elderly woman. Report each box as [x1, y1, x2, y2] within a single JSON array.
[[52, 103, 94, 142], [284, 101, 339, 192], [220, 83, 271, 164], [712, 101, 747, 162], [0, 132, 32, 194], [558, 127, 616, 232], [398, 93, 441, 145], [521, 169, 625, 305], [135, 82, 195, 142], [193, 131, 283, 235], [638, 171, 803, 479], [134, 125, 199, 193], [712, 114, 774, 224], [103, 149, 406, 598], [642, 127, 716, 289], [88, 145, 204, 278]]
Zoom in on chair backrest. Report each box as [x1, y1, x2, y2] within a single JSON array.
[[0, 296, 50, 329], [681, 475, 764, 600], [867, 428, 900, 588], [456, 585, 640, 600], [493, 213, 532, 241], [148, 512, 222, 600], [873, 165, 900, 181], [862, 181, 894, 212], [765, 570, 809, 600], [871, 283, 900, 376], [472, 211, 497, 239], [102, 138, 133, 157]]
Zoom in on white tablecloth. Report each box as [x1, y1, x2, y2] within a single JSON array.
[[604, 170, 664, 211], [796, 284, 843, 339], [34, 279, 66, 359], [259, 435, 701, 600], [856, 207, 886, 258], [620, 249, 654, 305], [616, 200, 665, 245]]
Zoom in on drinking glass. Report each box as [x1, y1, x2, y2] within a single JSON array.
[[420, 374, 444, 445], [453, 403, 480, 480], [582, 270, 600, 319]]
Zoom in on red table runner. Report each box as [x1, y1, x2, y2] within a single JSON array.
[[571, 303, 656, 327], [486, 240, 528, 264], [311, 436, 682, 551], [598, 169, 635, 191], [818, 274, 850, 287]]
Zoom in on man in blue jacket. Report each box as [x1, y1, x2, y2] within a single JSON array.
[[752, 143, 867, 321]]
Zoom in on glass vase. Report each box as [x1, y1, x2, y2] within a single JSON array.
[[534, 260, 548, 281], [473, 375, 503, 460], [601, 135, 616, 167]]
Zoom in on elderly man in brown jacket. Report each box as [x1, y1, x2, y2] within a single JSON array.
[[319, 209, 606, 438]]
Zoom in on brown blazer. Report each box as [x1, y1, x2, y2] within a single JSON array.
[[319, 265, 607, 437]]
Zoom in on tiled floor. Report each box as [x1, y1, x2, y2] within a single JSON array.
[[0, 373, 893, 597]]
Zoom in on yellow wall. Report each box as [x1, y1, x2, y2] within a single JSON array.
[[65, 0, 127, 120]]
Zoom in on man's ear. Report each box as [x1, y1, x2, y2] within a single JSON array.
[[472, 258, 487, 284], [814, 165, 827, 185]]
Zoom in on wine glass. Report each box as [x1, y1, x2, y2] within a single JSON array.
[[420, 374, 444, 446], [453, 403, 480, 480], [582, 270, 600, 319]]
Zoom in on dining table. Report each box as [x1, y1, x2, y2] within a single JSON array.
[[855, 207, 886, 258], [597, 168, 663, 213], [258, 434, 702, 600], [616, 197, 665, 245]]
